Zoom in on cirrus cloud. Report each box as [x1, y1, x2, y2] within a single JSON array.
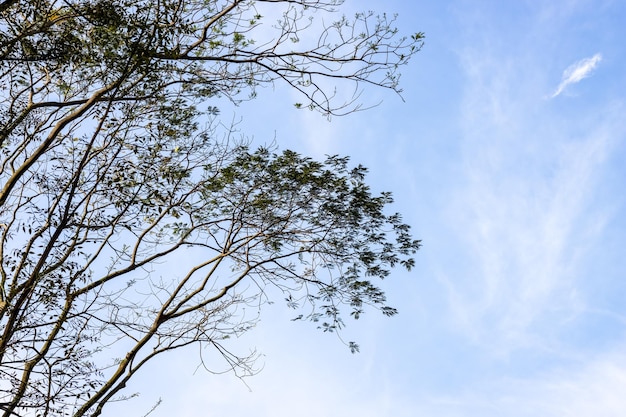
[[551, 53, 602, 98]]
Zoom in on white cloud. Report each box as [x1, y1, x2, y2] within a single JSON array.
[[446, 41, 623, 354], [551, 53, 602, 98], [451, 124, 612, 349], [427, 349, 626, 417]]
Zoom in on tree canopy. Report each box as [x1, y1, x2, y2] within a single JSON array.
[[0, 1, 423, 416]]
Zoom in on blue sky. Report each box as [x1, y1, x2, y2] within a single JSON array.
[[121, 1, 626, 415]]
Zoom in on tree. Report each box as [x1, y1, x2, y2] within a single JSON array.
[[0, 1, 423, 416]]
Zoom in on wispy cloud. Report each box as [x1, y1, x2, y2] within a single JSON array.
[[413, 347, 626, 417], [446, 43, 621, 354], [551, 53, 602, 98]]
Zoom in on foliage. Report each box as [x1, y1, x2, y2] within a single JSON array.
[[0, 0, 422, 416]]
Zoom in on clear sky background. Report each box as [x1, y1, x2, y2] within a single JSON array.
[[119, 1, 626, 415]]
